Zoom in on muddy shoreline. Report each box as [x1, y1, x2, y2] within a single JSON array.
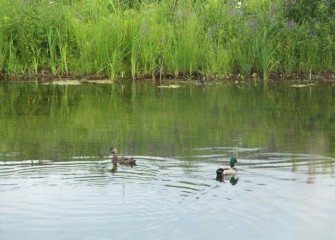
[[1, 70, 335, 84]]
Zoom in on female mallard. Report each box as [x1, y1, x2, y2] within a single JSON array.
[[216, 158, 238, 177], [110, 147, 136, 165]]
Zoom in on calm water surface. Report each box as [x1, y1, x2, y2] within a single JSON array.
[[0, 81, 334, 240]]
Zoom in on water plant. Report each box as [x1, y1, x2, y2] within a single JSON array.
[[47, 28, 57, 75], [255, 29, 279, 81], [0, 0, 334, 81]]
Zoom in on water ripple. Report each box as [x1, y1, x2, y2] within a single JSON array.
[[1, 151, 335, 240]]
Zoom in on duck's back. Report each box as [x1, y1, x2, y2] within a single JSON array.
[[218, 165, 232, 170], [120, 156, 136, 164]]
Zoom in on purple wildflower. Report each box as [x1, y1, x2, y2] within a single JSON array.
[[286, 20, 295, 28], [270, 16, 276, 24], [249, 19, 255, 30], [229, 9, 234, 16], [285, 0, 297, 6]]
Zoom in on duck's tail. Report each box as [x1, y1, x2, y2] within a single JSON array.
[[216, 168, 224, 176]]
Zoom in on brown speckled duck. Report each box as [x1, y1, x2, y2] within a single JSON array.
[[110, 147, 136, 165]]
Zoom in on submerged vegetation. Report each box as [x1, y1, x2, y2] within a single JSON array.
[[0, 0, 334, 81]]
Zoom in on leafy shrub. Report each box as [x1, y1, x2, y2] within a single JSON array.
[[284, 0, 335, 23], [0, 0, 75, 73]]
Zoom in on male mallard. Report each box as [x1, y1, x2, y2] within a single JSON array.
[[216, 158, 238, 177], [110, 147, 136, 165]]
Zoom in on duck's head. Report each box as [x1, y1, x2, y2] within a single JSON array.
[[230, 158, 238, 168], [110, 147, 117, 155]]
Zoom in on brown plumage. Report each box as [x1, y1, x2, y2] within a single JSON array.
[[110, 147, 136, 165]]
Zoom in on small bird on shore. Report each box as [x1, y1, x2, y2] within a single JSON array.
[[216, 158, 238, 177], [110, 147, 136, 165]]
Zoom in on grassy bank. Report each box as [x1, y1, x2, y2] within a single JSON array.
[[0, 0, 334, 82]]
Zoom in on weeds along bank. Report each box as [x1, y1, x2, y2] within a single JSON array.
[[0, 0, 334, 81]]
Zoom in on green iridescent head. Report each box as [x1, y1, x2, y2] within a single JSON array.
[[230, 158, 238, 168]]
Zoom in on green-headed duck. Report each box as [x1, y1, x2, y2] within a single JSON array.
[[216, 158, 238, 177]]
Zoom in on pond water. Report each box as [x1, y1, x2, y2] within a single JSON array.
[[0, 81, 335, 240]]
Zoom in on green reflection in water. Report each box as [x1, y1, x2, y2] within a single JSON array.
[[0, 82, 334, 167]]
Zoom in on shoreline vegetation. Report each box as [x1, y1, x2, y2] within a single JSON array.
[[0, 0, 334, 82]]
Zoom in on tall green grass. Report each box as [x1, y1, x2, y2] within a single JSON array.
[[0, 0, 334, 81]]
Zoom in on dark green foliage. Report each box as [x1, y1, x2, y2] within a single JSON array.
[[0, 0, 334, 80], [284, 0, 335, 23], [0, 0, 76, 74]]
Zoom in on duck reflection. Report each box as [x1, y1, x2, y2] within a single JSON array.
[[109, 162, 118, 173], [216, 175, 239, 185]]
